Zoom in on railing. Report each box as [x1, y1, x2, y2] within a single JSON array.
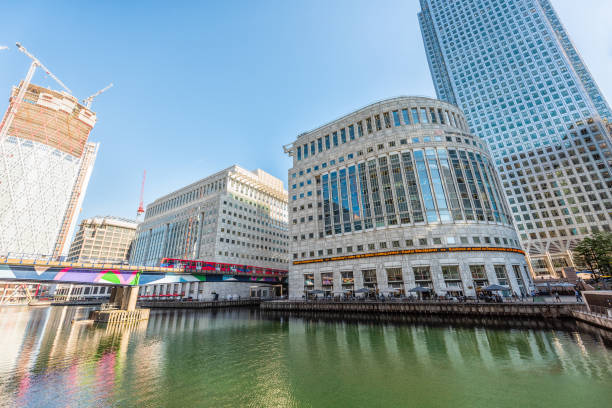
[[588, 305, 612, 318], [0, 254, 286, 278]]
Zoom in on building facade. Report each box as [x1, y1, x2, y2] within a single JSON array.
[[130, 165, 289, 269], [419, 0, 612, 278], [0, 83, 98, 258], [284, 97, 532, 299], [130, 166, 289, 300], [66, 216, 138, 263]]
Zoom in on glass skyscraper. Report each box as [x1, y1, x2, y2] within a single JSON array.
[[419, 0, 612, 278]]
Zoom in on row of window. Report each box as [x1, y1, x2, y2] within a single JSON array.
[[315, 148, 510, 235], [292, 234, 520, 260], [291, 132, 487, 187], [303, 263, 529, 294], [295, 105, 469, 161]]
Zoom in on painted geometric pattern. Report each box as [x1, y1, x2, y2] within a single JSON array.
[[0, 265, 281, 286]]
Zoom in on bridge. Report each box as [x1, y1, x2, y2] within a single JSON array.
[[0, 255, 285, 286]]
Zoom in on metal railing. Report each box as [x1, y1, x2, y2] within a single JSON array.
[[588, 305, 612, 317]]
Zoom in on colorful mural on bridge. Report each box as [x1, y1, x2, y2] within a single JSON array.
[[0, 264, 282, 286]]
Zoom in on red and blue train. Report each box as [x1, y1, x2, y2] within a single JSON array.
[[160, 258, 287, 277]]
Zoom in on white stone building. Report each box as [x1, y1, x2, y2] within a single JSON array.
[[284, 97, 533, 299], [130, 165, 289, 299]]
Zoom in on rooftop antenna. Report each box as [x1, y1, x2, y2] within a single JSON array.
[[137, 170, 146, 218]]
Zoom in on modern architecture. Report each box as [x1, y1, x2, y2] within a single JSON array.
[[419, 0, 612, 278], [0, 83, 98, 257], [284, 96, 532, 299]]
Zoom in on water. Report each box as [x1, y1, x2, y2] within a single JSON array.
[[0, 306, 611, 408]]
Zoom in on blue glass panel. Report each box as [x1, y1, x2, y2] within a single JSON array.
[[330, 171, 341, 234], [402, 108, 410, 125], [426, 148, 450, 221], [322, 174, 332, 235], [392, 110, 401, 126], [339, 168, 351, 232], [414, 150, 437, 222], [411, 108, 420, 124], [358, 163, 373, 229], [348, 165, 361, 231]]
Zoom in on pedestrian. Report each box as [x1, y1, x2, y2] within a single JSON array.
[[554, 291, 561, 303], [574, 290, 582, 303]]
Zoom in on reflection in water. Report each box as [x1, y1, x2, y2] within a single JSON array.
[[0, 306, 611, 408]]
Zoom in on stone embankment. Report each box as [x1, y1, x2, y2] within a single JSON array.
[[139, 299, 260, 309], [261, 300, 584, 319]]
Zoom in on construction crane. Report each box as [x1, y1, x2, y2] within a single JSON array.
[[137, 170, 147, 218], [82, 83, 113, 109], [0, 42, 72, 143]]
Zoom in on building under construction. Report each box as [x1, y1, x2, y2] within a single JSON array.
[[0, 82, 99, 257]]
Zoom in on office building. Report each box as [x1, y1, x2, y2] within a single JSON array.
[[131, 165, 289, 268], [130, 165, 289, 299], [419, 0, 612, 277], [0, 83, 98, 257], [284, 96, 531, 299], [67, 216, 138, 263]]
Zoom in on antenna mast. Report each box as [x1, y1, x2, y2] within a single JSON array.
[[137, 170, 146, 218]]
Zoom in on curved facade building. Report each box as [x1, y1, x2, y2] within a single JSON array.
[[284, 97, 532, 299]]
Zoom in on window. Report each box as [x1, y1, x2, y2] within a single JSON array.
[[411, 108, 420, 124], [413, 266, 431, 283], [494, 265, 508, 285], [362, 269, 378, 288], [420, 108, 429, 124], [386, 268, 403, 289], [392, 110, 401, 126], [402, 108, 410, 125], [470, 265, 489, 287]]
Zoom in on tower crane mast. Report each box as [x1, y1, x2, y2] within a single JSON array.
[[0, 42, 71, 144], [83, 83, 113, 109]]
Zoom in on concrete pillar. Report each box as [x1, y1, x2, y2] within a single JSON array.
[[121, 286, 139, 311], [110, 286, 126, 307]]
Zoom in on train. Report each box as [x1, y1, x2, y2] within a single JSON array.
[[160, 258, 288, 277]]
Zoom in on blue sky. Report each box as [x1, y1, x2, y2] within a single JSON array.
[[1, 0, 610, 224]]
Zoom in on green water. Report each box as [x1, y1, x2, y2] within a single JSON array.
[[0, 306, 610, 408]]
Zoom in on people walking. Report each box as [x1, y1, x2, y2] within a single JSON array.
[[574, 290, 582, 303], [554, 291, 561, 303]]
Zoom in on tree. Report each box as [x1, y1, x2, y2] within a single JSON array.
[[574, 232, 612, 279]]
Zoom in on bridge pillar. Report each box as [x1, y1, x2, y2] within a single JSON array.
[[109, 286, 139, 311]]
